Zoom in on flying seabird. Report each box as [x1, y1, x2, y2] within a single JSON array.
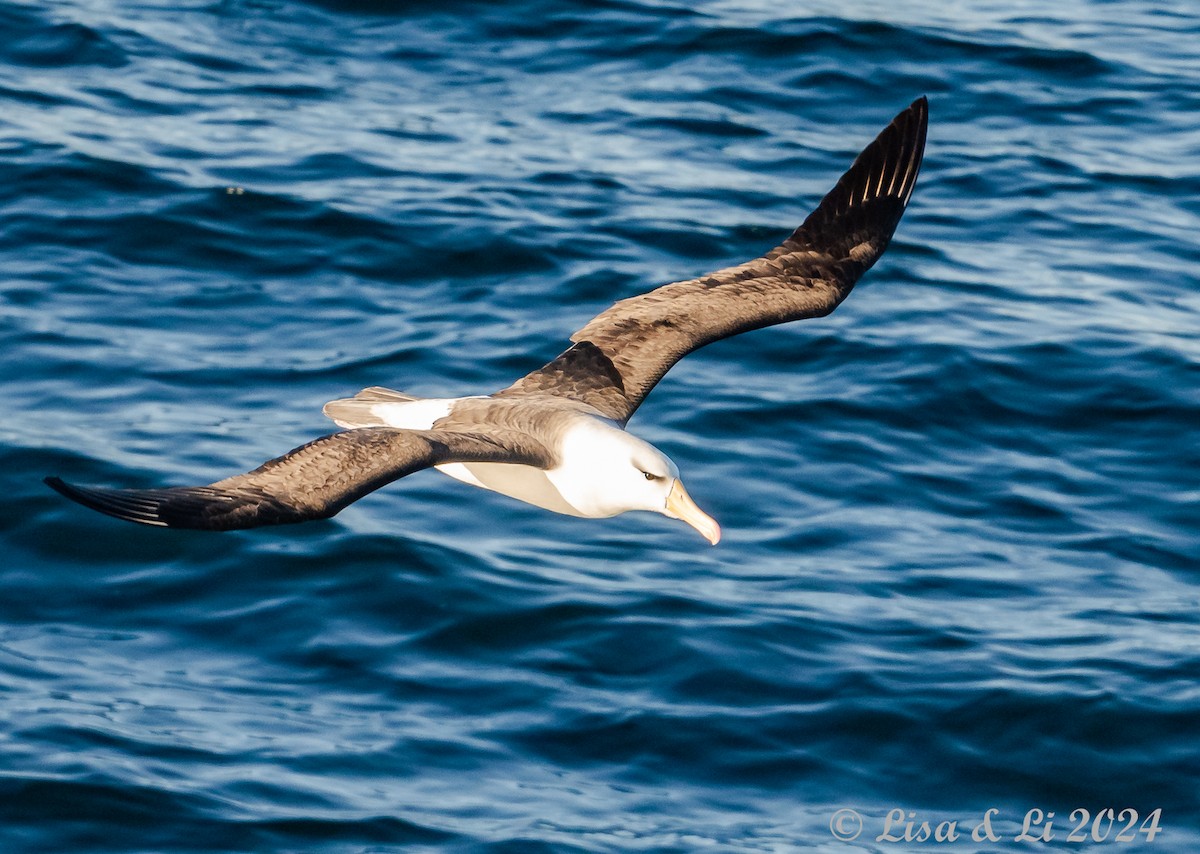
[[46, 97, 928, 544]]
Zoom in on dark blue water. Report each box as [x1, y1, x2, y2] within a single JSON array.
[[2, 1, 1198, 851]]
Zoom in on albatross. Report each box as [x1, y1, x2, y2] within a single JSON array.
[[46, 98, 928, 544]]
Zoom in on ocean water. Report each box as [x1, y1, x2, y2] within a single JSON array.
[[2, 0, 1198, 851]]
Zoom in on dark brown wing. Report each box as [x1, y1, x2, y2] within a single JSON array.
[[45, 426, 551, 530], [498, 97, 928, 424]]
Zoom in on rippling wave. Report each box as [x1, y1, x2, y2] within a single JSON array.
[[2, 0, 1198, 850]]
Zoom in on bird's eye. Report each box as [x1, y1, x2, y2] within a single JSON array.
[[643, 471, 659, 481]]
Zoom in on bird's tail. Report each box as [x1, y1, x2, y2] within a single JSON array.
[[322, 386, 424, 428]]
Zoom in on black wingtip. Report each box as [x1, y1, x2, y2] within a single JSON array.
[[790, 96, 929, 247], [44, 475, 77, 502], [44, 476, 169, 527]]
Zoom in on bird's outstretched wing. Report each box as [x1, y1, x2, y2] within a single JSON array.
[[498, 96, 928, 424], [45, 426, 551, 530]]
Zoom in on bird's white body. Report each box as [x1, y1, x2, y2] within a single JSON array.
[[325, 393, 686, 521]]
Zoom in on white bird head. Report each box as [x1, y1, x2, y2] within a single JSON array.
[[553, 420, 721, 544]]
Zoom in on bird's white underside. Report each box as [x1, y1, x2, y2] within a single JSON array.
[[325, 392, 596, 517]]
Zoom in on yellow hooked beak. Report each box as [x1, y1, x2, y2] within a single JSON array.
[[664, 479, 721, 545]]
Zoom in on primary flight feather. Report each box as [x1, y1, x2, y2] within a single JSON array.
[[46, 97, 929, 544]]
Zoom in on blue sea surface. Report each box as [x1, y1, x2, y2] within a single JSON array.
[[2, 0, 1198, 851]]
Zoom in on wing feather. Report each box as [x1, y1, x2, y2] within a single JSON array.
[[499, 97, 928, 424], [45, 426, 550, 530]]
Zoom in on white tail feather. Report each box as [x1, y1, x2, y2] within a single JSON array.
[[322, 388, 466, 430]]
